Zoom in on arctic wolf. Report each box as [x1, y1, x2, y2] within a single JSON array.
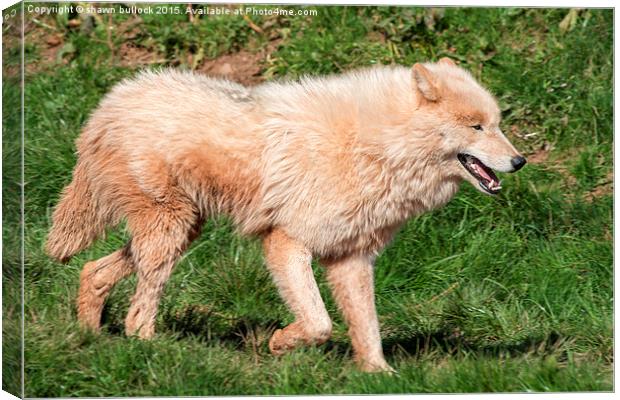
[[46, 58, 526, 372]]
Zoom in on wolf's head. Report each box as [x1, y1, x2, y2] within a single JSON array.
[[411, 58, 526, 195]]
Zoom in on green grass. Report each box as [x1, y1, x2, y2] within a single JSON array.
[[2, 4, 613, 396]]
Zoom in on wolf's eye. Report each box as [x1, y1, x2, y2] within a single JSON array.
[[471, 124, 483, 131]]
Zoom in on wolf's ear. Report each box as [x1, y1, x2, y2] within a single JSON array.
[[412, 63, 440, 102], [438, 57, 456, 67]]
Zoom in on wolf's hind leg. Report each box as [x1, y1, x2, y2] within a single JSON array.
[[263, 228, 332, 355], [78, 245, 135, 331], [124, 204, 200, 339], [323, 254, 393, 373]]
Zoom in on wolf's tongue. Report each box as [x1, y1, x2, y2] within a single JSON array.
[[472, 159, 493, 182]]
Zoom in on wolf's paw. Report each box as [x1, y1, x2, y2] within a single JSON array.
[[125, 323, 155, 340], [77, 261, 107, 331], [269, 327, 303, 356], [269, 321, 332, 356], [358, 358, 396, 374], [125, 306, 156, 340]]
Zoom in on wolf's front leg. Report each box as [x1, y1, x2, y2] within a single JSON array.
[[323, 254, 393, 373], [263, 228, 332, 355]]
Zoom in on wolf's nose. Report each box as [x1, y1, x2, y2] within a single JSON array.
[[511, 156, 527, 172]]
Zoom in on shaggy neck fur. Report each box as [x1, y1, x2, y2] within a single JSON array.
[[253, 66, 462, 257], [350, 67, 461, 216]]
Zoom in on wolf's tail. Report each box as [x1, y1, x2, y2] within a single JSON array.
[[46, 161, 107, 262]]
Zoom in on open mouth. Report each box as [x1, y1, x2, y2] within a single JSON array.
[[457, 153, 502, 195]]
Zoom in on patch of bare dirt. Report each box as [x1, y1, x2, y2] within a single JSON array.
[[528, 142, 552, 164], [366, 30, 386, 43], [12, 16, 71, 75], [41, 33, 64, 62], [118, 42, 164, 67], [19, 13, 156, 73], [2, 27, 20, 78], [584, 170, 613, 203], [198, 39, 281, 86], [24, 30, 67, 74], [199, 50, 264, 85], [4, 24, 22, 77], [115, 16, 166, 67]]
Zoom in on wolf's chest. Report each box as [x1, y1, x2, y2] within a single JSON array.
[[359, 177, 460, 226], [297, 178, 460, 259]]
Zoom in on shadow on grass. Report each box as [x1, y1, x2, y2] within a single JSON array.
[[379, 330, 567, 360], [110, 303, 571, 361], [102, 304, 281, 349]]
